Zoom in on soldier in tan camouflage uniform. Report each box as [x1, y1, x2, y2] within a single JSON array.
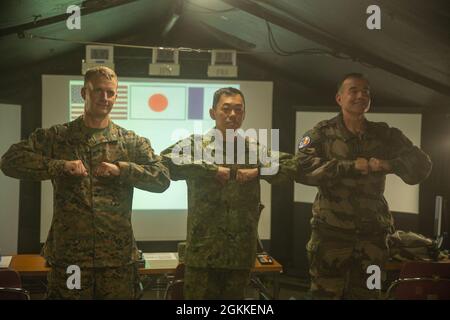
[[161, 87, 294, 299], [0, 66, 170, 299], [295, 73, 432, 299]]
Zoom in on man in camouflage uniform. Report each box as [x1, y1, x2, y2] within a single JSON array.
[[295, 73, 432, 299], [0, 67, 170, 299], [161, 87, 293, 299]]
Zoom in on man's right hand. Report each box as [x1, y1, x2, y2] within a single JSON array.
[[64, 160, 88, 176], [354, 157, 369, 175], [215, 166, 230, 185]]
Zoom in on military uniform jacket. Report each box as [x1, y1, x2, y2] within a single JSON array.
[[295, 113, 432, 235], [161, 129, 294, 270], [1, 116, 170, 268]]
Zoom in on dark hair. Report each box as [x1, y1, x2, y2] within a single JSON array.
[[212, 87, 245, 108], [337, 73, 369, 93], [84, 66, 117, 87]]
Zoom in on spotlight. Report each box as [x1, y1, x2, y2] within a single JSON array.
[[81, 45, 114, 74], [149, 48, 180, 76], [207, 49, 238, 78]]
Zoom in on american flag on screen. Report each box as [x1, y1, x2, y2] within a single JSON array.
[[70, 84, 129, 120]]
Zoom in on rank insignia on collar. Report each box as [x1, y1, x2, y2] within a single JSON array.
[[298, 136, 311, 149]]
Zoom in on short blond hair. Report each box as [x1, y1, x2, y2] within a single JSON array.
[[84, 66, 117, 86]]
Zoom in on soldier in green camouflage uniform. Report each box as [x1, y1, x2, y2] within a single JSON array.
[[0, 67, 170, 299], [161, 87, 293, 299], [295, 73, 432, 299]]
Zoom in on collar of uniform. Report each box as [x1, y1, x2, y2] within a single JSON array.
[[67, 115, 119, 145], [335, 112, 355, 141], [66, 116, 86, 143], [336, 112, 376, 141], [87, 119, 119, 147], [362, 120, 379, 139]]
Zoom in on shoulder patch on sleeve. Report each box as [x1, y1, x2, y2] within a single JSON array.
[[298, 126, 324, 150], [298, 135, 311, 150]]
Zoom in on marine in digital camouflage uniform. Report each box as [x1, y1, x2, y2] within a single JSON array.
[[161, 87, 294, 299], [295, 73, 432, 299], [0, 67, 170, 299]]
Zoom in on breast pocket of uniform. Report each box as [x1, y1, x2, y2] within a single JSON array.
[[365, 142, 385, 159], [52, 140, 80, 161], [327, 139, 352, 160]]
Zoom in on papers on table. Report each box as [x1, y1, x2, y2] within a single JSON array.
[[0, 256, 12, 268], [143, 252, 178, 269]]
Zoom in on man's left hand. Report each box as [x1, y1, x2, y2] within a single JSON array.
[[236, 168, 258, 183], [94, 162, 120, 177], [369, 158, 392, 173]]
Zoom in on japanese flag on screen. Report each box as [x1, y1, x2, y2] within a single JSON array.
[[130, 85, 186, 120]]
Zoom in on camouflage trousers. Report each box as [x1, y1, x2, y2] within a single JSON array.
[[184, 266, 251, 300], [307, 227, 388, 300], [46, 263, 143, 300]]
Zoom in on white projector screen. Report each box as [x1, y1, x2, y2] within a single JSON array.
[[41, 75, 274, 242], [294, 111, 422, 214]]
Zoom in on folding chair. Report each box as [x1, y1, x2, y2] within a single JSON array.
[[0, 287, 30, 300], [386, 261, 450, 300], [0, 269, 22, 288], [164, 263, 185, 300], [0, 269, 30, 300]]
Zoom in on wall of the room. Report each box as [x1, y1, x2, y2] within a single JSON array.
[[0, 103, 21, 255], [0, 31, 447, 278]]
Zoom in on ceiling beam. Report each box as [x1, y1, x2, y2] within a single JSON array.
[[0, 0, 142, 38], [222, 0, 450, 96]]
